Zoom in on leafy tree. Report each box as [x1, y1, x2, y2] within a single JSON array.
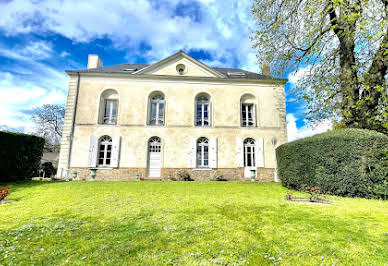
[[32, 104, 65, 147], [252, 0, 388, 133]]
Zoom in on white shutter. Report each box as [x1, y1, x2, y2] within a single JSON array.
[[236, 137, 244, 167], [256, 137, 264, 168], [88, 135, 98, 168], [209, 137, 218, 169], [189, 137, 196, 168], [111, 136, 121, 168]]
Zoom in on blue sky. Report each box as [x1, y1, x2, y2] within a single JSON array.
[[0, 0, 332, 140]]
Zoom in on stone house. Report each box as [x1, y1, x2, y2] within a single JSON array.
[[58, 51, 287, 181]]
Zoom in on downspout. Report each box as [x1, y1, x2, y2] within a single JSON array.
[[65, 72, 80, 181]]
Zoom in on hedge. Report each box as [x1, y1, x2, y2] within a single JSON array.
[[276, 129, 388, 199], [0, 131, 45, 182]]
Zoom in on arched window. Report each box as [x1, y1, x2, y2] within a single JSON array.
[[244, 138, 255, 167], [99, 89, 119, 125], [98, 135, 112, 167], [148, 136, 162, 152], [195, 93, 211, 126], [148, 92, 165, 125], [240, 94, 256, 127], [196, 137, 209, 168]]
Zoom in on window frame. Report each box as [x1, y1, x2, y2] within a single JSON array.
[[98, 135, 113, 167], [98, 89, 119, 125], [196, 137, 209, 168], [195, 94, 211, 127], [240, 94, 257, 127], [148, 93, 165, 126], [241, 103, 255, 127], [244, 138, 256, 167], [103, 99, 118, 125]]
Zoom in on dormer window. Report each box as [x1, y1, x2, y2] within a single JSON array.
[[228, 72, 246, 76], [176, 64, 187, 75]]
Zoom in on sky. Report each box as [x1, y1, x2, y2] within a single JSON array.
[[0, 0, 332, 141]]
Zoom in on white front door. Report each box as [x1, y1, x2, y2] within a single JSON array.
[[147, 137, 162, 177]]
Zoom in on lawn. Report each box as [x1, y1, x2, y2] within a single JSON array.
[[0, 181, 387, 265]]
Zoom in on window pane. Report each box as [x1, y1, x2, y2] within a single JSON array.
[[158, 103, 164, 118], [104, 101, 111, 117], [158, 103, 164, 124], [112, 101, 117, 115], [196, 146, 202, 166], [106, 159, 110, 165], [150, 102, 157, 124], [204, 159, 208, 166]]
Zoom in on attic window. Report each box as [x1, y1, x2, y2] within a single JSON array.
[[176, 64, 187, 75], [123, 68, 137, 71], [227, 72, 246, 76]]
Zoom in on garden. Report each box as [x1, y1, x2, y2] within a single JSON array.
[[0, 181, 387, 265]]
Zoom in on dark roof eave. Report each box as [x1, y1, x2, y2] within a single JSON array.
[[65, 70, 288, 85]]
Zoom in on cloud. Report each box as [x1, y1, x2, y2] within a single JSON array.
[[0, 0, 262, 72], [287, 114, 333, 142]]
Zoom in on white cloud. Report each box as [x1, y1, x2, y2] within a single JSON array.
[[287, 114, 333, 142], [0, 0, 261, 72], [288, 65, 313, 85]]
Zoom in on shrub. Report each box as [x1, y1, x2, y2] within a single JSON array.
[[0, 186, 9, 202], [41, 162, 55, 177], [277, 129, 388, 199], [0, 131, 45, 182], [177, 170, 193, 181], [212, 171, 227, 181]]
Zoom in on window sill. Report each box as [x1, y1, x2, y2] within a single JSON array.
[[192, 168, 213, 171]]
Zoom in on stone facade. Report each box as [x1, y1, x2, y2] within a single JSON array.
[[69, 167, 274, 181], [58, 51, 287, 182]]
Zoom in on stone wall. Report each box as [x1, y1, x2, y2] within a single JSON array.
[[69, 167, 274, 181]]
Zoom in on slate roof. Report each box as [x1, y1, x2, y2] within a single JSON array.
[[69, 63, 280, 81]]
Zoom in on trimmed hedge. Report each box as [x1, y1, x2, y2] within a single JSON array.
[[0, 131, 45, 182], [277, 129, 388, 199]]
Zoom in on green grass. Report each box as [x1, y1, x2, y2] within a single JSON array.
[[0, 181, 387, 265]]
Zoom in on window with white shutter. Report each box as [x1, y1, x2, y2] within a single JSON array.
[[97, 135, 113, 167], [196, 137, 209, 168]]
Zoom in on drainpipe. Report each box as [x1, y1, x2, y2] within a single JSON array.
[[65, 72, 81, 181]]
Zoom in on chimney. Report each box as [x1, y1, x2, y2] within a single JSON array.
[[262, 61, 270, 76], [87, 54, 103, 69]]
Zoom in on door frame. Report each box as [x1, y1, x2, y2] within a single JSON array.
[[147, 136, 163, 177]]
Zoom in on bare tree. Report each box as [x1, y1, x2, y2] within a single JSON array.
[[32, 104, 65, 148]]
